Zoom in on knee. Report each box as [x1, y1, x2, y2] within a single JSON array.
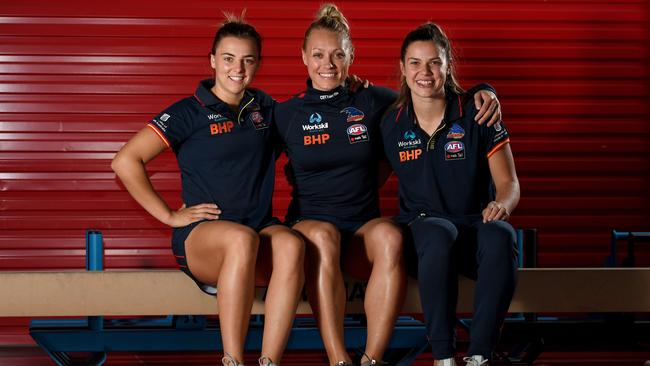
[[410, 217, 457, 257], [227, 227, 259, 264], [478, 221, 517, 260], [368, 222, 404, 266], [304, 224, 341, 272], [276, 232, 306, 269], [307, 221, 340, 248]]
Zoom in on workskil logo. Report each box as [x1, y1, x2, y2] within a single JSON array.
[[398, 130, 422, 149], [207, 113, 224, 121], [340, 107, 365, 123], [302, 112, 328, 132], [309, 113, 322, 124]]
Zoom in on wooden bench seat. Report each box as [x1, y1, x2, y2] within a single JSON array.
[[2, 268, 649, 317]]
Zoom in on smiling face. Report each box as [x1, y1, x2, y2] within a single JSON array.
[[302, 28, 352, 91], [400, 40, 449, 101], [210, 36, 259, 105]]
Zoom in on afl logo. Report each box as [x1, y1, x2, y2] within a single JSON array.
[[445, 141, 464, 153], [404, 130, 417, 140], [347, 124, 367, 136], [309, 113, 322, 124]]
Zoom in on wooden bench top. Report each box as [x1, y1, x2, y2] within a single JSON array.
[[1, 268, 649, 317]]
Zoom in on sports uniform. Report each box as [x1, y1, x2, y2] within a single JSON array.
[[381, 90, 518, 359], [274, 80, 396, 234], [148, 79, 278, 293]]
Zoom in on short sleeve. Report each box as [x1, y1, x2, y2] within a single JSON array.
[[484, 120, 510, 158], [464, 88, 510, 158], [147, 101, 193, 151]]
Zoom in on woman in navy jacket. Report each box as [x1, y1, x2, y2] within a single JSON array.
[[274, 5, 502, 365], [381, 23, 520, 366], [112, 16, 304, 366]]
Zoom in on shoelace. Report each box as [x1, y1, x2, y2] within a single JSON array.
[[462, 356, 488, 366], [222, 352, 244, 366], [258, 356, 277, 366]]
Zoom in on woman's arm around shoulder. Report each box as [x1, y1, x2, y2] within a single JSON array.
[[466, 82, 501, 126]]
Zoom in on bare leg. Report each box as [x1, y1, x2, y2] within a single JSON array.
[[293, 220, 351, 364], [185, 220, 259, 363], [257, 224, 305, 364], [344, 218, 406, 363]]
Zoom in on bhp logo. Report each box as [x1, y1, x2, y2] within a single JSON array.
[[399, 148, 422, 162], [210, 121, 234, 135], [304, 134, 330, 145]]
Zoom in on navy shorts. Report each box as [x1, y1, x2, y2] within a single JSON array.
[[285, 213, 375, 237], [171, 217, 282, 295]]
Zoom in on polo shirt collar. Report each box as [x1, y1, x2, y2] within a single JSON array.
[[444, 92, 464, 123], [399, 91, 464, 128], [194, 79, 255, 115]]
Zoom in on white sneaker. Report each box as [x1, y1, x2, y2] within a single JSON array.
[[463, 355, 488, 366], [434, 358, 457, 366]]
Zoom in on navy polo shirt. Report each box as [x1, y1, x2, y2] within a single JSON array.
[[275, 80, 397, 222], [148, 79, 276, 228], [381, 90, 510, 224]]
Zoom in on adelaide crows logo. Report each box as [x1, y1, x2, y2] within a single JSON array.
[[340, 107, 365, 123]]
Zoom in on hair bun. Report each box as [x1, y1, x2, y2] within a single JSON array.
[[222, 9, 247, 25], [316, 3, 349, 33]]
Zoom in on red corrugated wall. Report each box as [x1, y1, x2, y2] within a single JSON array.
[[1, 0, 649, 343]]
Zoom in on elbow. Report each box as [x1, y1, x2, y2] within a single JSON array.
[[111, 150, 128, 178]]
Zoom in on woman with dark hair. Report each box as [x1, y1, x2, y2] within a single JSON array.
[[274, 5, 502, 365], [112, 14, 304, 366], [381, 22, 520, 366]]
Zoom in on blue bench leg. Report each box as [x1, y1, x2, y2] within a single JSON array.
[[390, 338, 429, 366]]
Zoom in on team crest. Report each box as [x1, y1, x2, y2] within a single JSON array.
[[447, 123, 465, 139], [249, 111, 268, 130], [340, 107, 365, 123]]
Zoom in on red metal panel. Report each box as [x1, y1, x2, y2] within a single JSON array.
[[1, 0, 649, 343], [0, 0, 648, 266]]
